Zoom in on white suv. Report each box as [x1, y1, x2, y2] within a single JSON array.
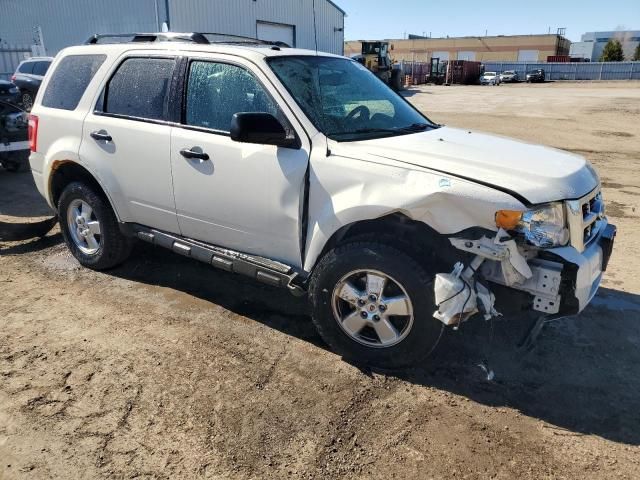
[[28, 33, 616, 368]]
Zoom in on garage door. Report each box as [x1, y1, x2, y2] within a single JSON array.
[[518, 50, 539, 61], [457, 51, 476, 61], [431, 51, 449, 61], [257, 21, 295, 47]]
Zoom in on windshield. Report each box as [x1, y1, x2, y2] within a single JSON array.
[[485, 72, 496, 76], [267, 56, 437, 141]]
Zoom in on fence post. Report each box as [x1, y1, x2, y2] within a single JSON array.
[[631, 62, 634, 80], [599, 62, 604, 81]]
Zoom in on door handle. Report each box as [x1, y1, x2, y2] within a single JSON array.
[[179, 147, 210, 161], [90, 130, 112, 142]]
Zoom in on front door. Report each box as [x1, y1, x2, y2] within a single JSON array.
[[170, 58, 309, 267], [80, 55, 180, 233]]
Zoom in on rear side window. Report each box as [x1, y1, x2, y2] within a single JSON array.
[[17, 61, 35, 74], [32, 61, 51, 76], [41, 55, 106, 111], [103, 57, 175, 121]]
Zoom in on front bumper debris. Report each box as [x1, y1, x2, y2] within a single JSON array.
[[433, 222, 617, 325]]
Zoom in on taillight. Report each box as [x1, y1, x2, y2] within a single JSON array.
[[28, 114, 38, 152], [10, 74, 16, 82]]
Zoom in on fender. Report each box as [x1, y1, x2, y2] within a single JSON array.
[[302, 152, 527, 272]]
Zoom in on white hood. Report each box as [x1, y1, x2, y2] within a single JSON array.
[[333, 126, 599, 205]]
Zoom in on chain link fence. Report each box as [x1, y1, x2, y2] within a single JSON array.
[[482, 61, 640, 81]]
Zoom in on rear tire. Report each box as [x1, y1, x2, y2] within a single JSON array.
[[58, 182, 133, 270], [309, 242, 443, 369]]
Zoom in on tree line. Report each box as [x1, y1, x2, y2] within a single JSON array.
[[599, 38, 640, 61]]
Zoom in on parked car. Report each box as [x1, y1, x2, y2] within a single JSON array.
[[0, 100, 29, 172], [499, 70, 519, 83], [480, 71, 501, 85], [0, 80, 21, 104], [11, 57, 54, 110], [526, 69, 546, 83], [28, 33, 615, 368]]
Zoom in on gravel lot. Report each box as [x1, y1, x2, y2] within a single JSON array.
[[1, 82, 639, 479]]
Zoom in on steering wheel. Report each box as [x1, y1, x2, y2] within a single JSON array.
[[346, 105, 370, 122]]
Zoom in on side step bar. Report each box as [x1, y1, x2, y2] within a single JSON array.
[[130, 225, 306, 296]]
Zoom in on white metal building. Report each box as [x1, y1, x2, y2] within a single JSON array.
[[570, 30, 640, 61], [0, 0, 345, 55]]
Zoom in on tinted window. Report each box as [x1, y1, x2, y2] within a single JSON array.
[[32, 61, 51, 76], [42, 55, 106, 111], [185, 61, 278, 131], [17, 61, 34, 74], [104, 57, 175, 120]]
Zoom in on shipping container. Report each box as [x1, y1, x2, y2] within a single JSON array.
[[547, 55, 571, 63], [446, 60, 482, 85]]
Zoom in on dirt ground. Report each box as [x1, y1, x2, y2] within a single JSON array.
[[1, 82, 640, 479]]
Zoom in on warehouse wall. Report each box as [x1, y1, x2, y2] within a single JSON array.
[[0, 0, 344, 56], [168, 0, 344, 55], [0, 0, 165, 55], [345, 34, 568, 62]]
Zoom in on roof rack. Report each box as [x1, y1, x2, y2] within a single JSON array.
[[85, 32, 209, 45], [85, 31, 290, 48]]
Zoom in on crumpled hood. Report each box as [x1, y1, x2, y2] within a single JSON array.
[[333, 126, 599, 205]]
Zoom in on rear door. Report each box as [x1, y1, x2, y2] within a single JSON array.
[[79, 55, 180, 233], [169, 56, 310, 267]]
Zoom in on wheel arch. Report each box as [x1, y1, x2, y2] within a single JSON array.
[[48, 160, 120, 221], [306, 212, 458, 274]]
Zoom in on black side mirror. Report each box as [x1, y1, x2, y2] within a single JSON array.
[[230, 112, 299, 149]]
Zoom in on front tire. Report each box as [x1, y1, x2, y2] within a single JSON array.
[[58, 182, 132, 270], [309, 242, 443, 369]]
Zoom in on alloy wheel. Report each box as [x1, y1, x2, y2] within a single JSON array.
[[331, 269, 414, 348]]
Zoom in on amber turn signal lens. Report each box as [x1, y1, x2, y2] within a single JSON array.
[[495, 210, 523, 230]]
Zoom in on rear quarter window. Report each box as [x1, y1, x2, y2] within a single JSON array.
[[17, 61, 35, 74], [41, 54, 106, 111]]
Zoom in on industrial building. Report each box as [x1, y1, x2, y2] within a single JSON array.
[[345, 33, 571, 63], [0, 0, 346, 56], [570, 30, 640, 61]]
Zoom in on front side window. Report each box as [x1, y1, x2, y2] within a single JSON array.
[[41, 54, 106, 111], [268, 56, 437, 142], [185, 61, 279, 132], [104, 57, 175, 121]]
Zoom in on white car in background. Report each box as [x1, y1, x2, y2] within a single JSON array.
[[500, 70, 519, 83], [480, 71, 501, 85], [28, 32, 616, 368]]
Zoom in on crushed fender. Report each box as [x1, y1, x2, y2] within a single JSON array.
[[433, 228, 533, 326]]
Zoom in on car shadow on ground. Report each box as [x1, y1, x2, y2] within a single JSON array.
[[102, 243, 640, 446], [7, 235, 640, 446]]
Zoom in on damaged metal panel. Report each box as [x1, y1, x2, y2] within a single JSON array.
[[303, 147, 526, 272]]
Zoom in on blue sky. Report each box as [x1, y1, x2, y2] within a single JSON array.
[[340, 0, 639, 42]]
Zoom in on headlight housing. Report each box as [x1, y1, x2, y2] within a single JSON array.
[[9, 86, 19, 94], [496, 203, 569, 248]]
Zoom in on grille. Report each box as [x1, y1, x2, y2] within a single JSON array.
[[567, 188, 605, 252]]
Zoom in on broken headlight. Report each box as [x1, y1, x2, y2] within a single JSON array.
[[495, 203, 569, 248]]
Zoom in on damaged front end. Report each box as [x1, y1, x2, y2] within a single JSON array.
[[434, 228, 542, 326], [433, 191, 616, 327]]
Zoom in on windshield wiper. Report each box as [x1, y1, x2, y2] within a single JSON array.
[[328, 123, 435, 139], [399, 123, 430, 132]]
